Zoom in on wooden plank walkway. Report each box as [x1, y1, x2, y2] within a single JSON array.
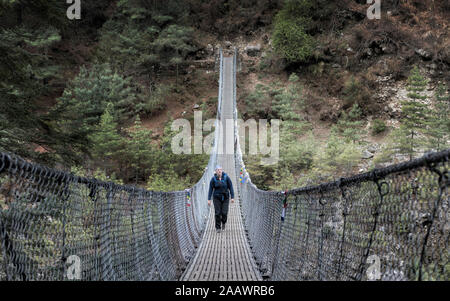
[[181, 56, 261, 281]]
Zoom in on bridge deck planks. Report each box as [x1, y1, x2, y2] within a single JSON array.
[[181, 56, 261, 281]]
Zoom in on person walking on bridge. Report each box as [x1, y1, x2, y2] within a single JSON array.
[[208, 165, 234, 233]]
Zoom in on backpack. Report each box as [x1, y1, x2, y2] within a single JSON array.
[[213, 173, 228, 189]]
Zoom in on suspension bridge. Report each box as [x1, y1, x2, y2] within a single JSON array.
[[0, 49, 448, 281]]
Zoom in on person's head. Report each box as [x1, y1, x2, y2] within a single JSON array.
[[215, 165, 223, 177]]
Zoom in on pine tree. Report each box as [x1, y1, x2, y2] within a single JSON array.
[[125, 115, 155, 183], [337, 103, 366, 143], [53, 64, 145, 143], [426, 84, 449, 151], [0, 0, 116, 165], [0, 25, 65, 163], [88, 103, 124, 173], [154, 24, 196, 85], [98, 22, 160, 75], [272, 74, 303, 121], [280, 131, 316, 171], [150, 119, 208, 187], [312, 129, 361, 178], [392, 66, 430, 161], [98, 0, 193, 78]]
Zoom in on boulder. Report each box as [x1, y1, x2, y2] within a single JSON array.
[[244, 44, 261, 57], [362, 150, 374, 159], [415, 48, 432, 60], [206, 44, 214, 56], [367, 143, 380, 154]]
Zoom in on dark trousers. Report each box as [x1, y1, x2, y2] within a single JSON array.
[[213, 194, 229, 229]]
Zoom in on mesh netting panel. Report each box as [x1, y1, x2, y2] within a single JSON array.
[[232, 48, 449, 281]]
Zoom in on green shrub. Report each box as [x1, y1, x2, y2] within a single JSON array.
[[371, 119, 387, 135], [280, 132, 317, 171], [312, 130, 361, 177], [288, 73, 300, 83], [336, 103, 366, 143], [147, 169, 191, 192], [271, 168, 297, 191], [272, 0, 315, 64], [272, 16, 315, 63], [342, 76, 364, 108]]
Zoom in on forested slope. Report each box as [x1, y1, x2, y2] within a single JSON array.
[[0, 0, 448, 190]]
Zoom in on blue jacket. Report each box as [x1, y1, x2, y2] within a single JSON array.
[[208, 172, 234, 200]]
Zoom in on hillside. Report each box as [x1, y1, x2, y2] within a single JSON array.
[[0, 0, 448, 190]]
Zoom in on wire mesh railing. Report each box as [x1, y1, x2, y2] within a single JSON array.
[[232, 48, 449, 281], [0, 145, 211, 281]]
